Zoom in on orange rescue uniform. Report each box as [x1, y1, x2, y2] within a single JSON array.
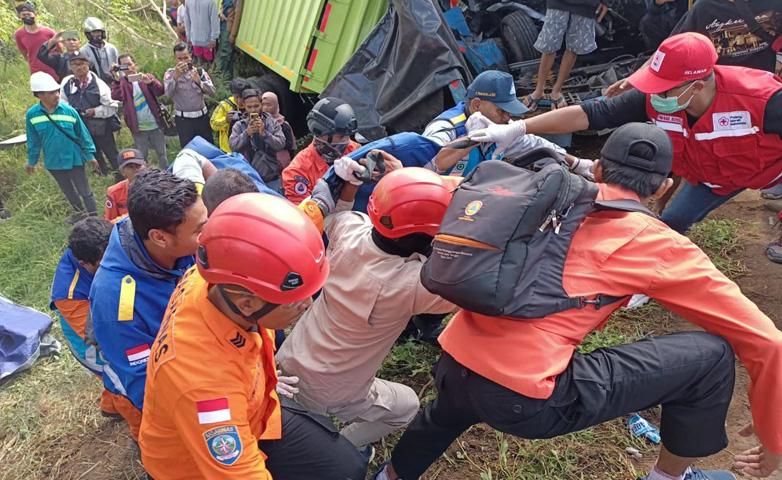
[[104, 179, 129, 221], [282, 141, 359, 203], [139, 267, 282, 479], [439, 183, 782, 453]]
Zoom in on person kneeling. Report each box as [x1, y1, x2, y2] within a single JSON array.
[[139, 193, 367, 480]]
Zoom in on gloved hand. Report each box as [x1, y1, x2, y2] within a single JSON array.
[[465, 111, 493, 133], [469, 119, 527, 148], [334, 156, 366, 186], [570, 158, 595, 181], [275, 370, 300, 399], [310, 178, 336, 216]]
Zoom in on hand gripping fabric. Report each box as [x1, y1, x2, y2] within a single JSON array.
[[196, 193, 328, 304]]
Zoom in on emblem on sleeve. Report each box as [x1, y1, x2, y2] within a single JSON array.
[[203, 425, 242, 466]]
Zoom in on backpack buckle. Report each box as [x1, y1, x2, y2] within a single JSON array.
[[580, 295, 605, 309]]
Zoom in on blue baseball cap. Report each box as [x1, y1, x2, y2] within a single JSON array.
[[466, 70, 528, 116]]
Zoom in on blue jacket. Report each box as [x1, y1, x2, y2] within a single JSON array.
[[433, 101, 468, 139], [25, 101, 96, 170], [431, 102, 496, 177], [90, 218, 194, 409], [345, 132, 442, 212], [50, 249, 93, 307], [184, 135, 283, 197]]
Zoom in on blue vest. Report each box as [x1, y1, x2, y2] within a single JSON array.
[[90, 219, 194, 408], [432, 101, 468, 139], [346, 132, 442, 212], [182, 136, 283, 198], [50, 249, 93, 308]]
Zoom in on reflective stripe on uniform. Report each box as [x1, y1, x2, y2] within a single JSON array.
[[118, 275, 136, 321], [694, 127, 760, 141], [67, 269, 81, 300], [29, 114, 78, 125], [449, 113, 467, 125]]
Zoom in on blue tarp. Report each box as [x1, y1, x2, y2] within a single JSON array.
[[0, 295, 59, 384]]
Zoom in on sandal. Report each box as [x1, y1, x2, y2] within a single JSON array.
[[766, 241, 782, 264], [522, 94, 543, 112], [549, 95, 567, 110]]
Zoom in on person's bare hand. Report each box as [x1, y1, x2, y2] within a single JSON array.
[[189, 68, 201, 84], [256, 119, 265, 135], [84, 108, 96, 117], [596, 3, 609, 22], [141, 74, 153, 84], [208, 41, 216, 50], [89, 159, 100, 173], [604, 77, 634, 98], [174, 62, 187, 78], [374, 150, 403, 173], [734, 424, 782, 477], [25, 164, 35, 174]]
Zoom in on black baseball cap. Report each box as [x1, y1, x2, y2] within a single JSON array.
[[466, 70, 528, 116], [67, 50, 91, 63], [600, 123, 673, 175], [117, 149, 147, 169]]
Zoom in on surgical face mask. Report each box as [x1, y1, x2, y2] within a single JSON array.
[[21, 17, 35, 25], [314, 138, 349, 164], [650, 82, 696, 114]]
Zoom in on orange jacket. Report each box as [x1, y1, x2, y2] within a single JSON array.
[[439, 183, 782, 453], [105, 180, 129, 221], [281, 141, 359, 203], [139, 267, 282, 479]]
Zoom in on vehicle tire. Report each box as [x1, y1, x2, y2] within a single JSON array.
[[501, 11, 541, 64], [247, 73, 308, 135]]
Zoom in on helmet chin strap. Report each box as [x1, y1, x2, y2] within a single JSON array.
[[218, 285, 279, 326]]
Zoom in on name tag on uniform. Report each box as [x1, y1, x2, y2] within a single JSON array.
[[712, 111, 751, 131], [654, 116, 684, 133]]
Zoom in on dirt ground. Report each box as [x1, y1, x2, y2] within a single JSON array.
[[41, 155, 782, 480]]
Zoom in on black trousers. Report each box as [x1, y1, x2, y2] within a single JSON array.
[[49, 167, 97, 214], [391, 332, 736, 479], [92, 132, 119, 174], [258, 400, 367, 480], [175, 114, 213, 149]]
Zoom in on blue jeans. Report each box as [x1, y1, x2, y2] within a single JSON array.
[[661, 181, 743, 234]]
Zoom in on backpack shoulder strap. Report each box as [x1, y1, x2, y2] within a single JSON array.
[[509, 147, 564, 169], [594, 199, 657, 218]]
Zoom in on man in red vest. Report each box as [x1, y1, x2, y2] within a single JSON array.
[[470, 32, 782, 262]]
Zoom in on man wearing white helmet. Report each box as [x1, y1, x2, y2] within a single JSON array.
[[80, 17, 119, 85], [25, 72, 99, 224]]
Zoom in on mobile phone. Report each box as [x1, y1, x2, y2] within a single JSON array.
[[250, 112, 260, 120], [187, 62, 194, 70], [127, 73, 143, 83]]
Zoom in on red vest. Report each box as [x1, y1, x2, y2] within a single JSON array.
[[645, 66, 782, 195]]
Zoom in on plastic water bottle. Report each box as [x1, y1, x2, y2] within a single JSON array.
[[627, 413, 661, 444]]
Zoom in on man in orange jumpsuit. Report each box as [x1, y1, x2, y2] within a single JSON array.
[[375, 123, 782, 480], [139, 193, 367, 479], [281, 97, 359, 203]]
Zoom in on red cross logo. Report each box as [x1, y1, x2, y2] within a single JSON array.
[[719, 117, 729, 127]]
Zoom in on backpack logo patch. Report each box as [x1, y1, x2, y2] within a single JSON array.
[[459, 201, 483, 222]]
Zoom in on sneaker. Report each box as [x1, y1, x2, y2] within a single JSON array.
[[0, 209, 11, 220], [683, 468, 736, 480], [64, 211, 86, 225], [767, 241, 782, 264], [761, 183, 782, 200], [359, 444, 375, 464], [763, 199, 782, 213], [100, 410, 124, 420]]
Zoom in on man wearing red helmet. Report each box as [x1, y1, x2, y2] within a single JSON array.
[[471, 32, 782, 261], [276, 168, 459, 454], [139, 193, 367, 479]]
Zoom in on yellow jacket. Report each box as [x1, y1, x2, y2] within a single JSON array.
[[210, 96, 239, 152]]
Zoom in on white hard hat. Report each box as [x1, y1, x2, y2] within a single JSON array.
[[30, 72, 60, 93], [83, 17, 105, 32]]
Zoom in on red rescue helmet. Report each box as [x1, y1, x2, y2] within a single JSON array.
[[367, 168, 458, 239], [196, 193, 328, 304]]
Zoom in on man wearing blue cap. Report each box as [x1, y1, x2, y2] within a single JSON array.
[[423, 70, 591, 179]]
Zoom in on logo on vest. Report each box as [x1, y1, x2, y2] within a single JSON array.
[[712, 111, 750, 131], [650, 51, 666, 72]]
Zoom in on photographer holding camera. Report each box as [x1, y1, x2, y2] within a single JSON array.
[[163, 42, 215, 147], [60, 50, 121, 177], [229, 89, 286, 191], [110, 54, 168, 169]]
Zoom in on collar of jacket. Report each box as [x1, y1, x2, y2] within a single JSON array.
[[117, 219, 192, 282]]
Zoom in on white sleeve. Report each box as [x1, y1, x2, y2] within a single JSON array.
[[172, 150, 208, 185], [499, 133, 567, 160], [92, 77, 119, 118], [422, 119, 459, 147]]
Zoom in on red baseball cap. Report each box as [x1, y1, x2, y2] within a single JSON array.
[[627, 32, 718, 94]]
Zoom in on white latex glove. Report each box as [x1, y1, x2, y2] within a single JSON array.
[[334, 156, 365, 186], [275, 370, 300, 399], [624, 294, 651, 310], [465, 111, 494, 133], [570, 158, 596, 181], [469, 119, 526, 148]]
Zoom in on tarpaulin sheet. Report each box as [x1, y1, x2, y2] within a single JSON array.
[[322, 0, 472, 141], [0, 295, 57, 385]]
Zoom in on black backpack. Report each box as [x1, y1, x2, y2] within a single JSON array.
[[420, 152, 655, 319]]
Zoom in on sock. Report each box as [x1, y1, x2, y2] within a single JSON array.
[[646, 465, 685, 480]]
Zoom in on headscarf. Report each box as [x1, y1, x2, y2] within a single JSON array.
[[262, 92, 284, 124]]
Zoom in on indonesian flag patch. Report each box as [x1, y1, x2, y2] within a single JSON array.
[[125, 344, 150, 366], [197, 397, 231, 424]]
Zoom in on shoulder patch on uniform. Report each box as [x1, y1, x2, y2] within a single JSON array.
[[204, 425, 242, 466], [105, 199, 113, 209], [293, 175, 310, 196], [118, 275, 136, 321], [126, 343, 150, 366]]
